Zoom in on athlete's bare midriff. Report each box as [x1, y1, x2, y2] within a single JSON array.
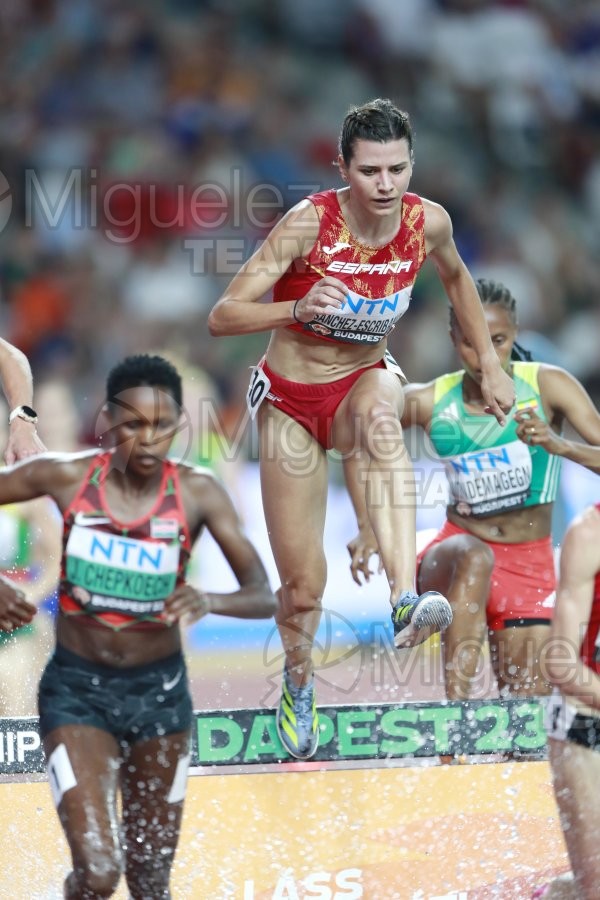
[[56, 613, 182, 668], [265, 326, 387, 383], [447, 501, 553, 543]]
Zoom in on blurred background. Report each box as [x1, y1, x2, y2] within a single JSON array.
[[1, 0, 600, 704]]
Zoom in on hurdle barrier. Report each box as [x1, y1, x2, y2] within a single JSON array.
[[0, 697, 570, 899], [0, 697, 548, 776]]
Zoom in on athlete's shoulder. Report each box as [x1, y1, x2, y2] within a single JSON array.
[[402, 379, 436, 428], [176, 462, 238, 524], [274, 196, 320, 238], [416, 197, 452, 248], [306, 188, 338, 210], [419, 195, 449, 217], [404, 378, 436, 401], [432, 369, 464, 401], [175, 460, 224, 494], [536, 362, 582, 393]]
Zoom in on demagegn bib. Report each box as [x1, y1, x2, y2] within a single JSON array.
[[428, 362, 562, 518], [59, 453, 191, 630]]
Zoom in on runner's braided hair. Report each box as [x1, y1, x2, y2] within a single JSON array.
[[449, 278, 532, 362]]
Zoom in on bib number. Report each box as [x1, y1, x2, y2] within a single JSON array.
[[246, 364, 271, 420]]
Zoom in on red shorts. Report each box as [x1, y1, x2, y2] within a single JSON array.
[[416, 519, 556, 631], [262, 360, 383, 450]]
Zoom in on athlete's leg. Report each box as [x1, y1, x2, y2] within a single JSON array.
[[120, 730, 190, 900], [548, 737, 600, 900], [258, 404, 328, 687], [332, 368, 413, 601], [418, 535, 494, 699], [489, 624, 552, 696], [43, 725, 123, 899]]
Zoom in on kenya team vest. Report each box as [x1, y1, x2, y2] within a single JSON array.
[[428, 362, 561, 518], [59, 452, 191, 631], [273, 189, 426, 346], [579, 503, 600, 675]]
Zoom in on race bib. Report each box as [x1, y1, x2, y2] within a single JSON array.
[[64, 524, 179, 616], [444, 439, 533, 517], [306, 286, 411, 345], [246, 363, 271, 420]]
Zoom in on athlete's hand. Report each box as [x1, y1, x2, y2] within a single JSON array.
[[4, 420, 46, 465], [480, 364, 515, 426], [0, 576, 37, 631], [293, 277, 348, 323], [163, 584, 212, 625], [514, 407, 565, 455], [347, 528, 382, 586]]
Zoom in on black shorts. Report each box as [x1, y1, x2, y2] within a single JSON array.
[[38, 644, 193, 745]]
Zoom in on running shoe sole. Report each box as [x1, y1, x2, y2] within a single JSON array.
[[394, 593, 453, 649]]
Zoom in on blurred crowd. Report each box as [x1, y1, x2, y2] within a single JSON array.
[[0, 0, 599, 453]]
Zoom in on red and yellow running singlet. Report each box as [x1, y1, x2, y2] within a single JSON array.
[[274, 189, 426, 346], [59, 452, 191, 631]]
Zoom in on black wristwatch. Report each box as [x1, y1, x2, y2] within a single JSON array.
[[9, 405, 38, 425]]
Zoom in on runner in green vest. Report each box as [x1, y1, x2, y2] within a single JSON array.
[[346, 278, 600, 699]]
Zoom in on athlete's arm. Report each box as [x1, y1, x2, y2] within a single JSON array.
[[514, 367, 600, 472], [0, 337, 46, 463], [401, 381, 435, 430], [166, 469, 276, 622], [423, 199, 514, 424], [546, 506, 600, 709], [0, 453, 91, 509], [0, 454, 84, 629], [208, 200, 348, 336]]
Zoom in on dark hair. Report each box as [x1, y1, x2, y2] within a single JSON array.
[[106, 354, 183, 407], [339, 99, 414, 165], [449, 278, 532, 361]]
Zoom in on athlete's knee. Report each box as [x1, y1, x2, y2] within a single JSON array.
[[454, 538, 494, 580], [281, 573, 325, 615], [283, 583, 323, 615], [365, 399, 402, 438]]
